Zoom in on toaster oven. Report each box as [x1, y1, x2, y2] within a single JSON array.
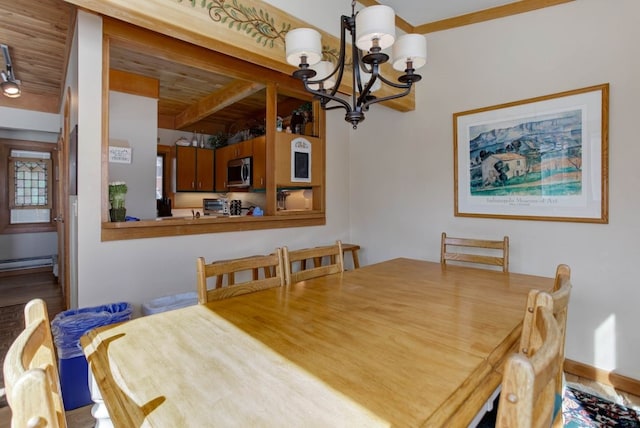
[[203, 198, 229, 216]]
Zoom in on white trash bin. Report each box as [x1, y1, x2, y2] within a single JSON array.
[[141, 291, 198, 316]]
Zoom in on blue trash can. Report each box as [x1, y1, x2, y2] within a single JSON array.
[[51, 302, 132, 410]]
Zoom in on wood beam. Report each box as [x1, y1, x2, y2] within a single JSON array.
[[174, 80, 264, 130], [157, 114, 175, 130], [109, 69, 159, 98], [0, 92, 59, 113]]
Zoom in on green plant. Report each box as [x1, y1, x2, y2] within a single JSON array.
[[209, 132, 228, 148], [108, 181, 127, 209]]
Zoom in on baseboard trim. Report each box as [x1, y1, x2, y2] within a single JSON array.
[[0, 266, 53, 278], [565, 359, 640, 397]]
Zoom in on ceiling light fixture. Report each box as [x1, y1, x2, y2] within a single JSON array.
[[285, 1, 426, 129], [1, 44, 22, 98]]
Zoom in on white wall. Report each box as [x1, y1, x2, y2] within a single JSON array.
[[74, 11, 351, 315], [108, 91, 158, 220], [0, 107, 60, 135], [65, 10, 80, 308], [349, 0, 640, 379], [0, 233, 57, 260]]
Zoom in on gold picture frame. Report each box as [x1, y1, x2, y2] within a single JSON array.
[[453, 83, 609, 223]]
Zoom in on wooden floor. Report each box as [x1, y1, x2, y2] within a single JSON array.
[[0, 268, 66, 316], [0, 269, 638, 427], [0, 269, 94, 428]]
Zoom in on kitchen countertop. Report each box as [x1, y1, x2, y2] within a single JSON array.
[[102, 211, 326, 241]]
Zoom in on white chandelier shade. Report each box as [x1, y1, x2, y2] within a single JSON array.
[[307, 61, 337, 90], [355, 5, 396, 51], [285, 28, 322, 67], [392, 34, 428, 72]]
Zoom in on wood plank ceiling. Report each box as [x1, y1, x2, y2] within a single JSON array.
[[0, 0, 289, 134], [108, 43, 272, 135], [0, 0, 73, 113], [0, 0, 573, 134]]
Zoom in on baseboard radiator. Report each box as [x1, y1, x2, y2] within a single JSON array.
[[0, 255, 55, 272]]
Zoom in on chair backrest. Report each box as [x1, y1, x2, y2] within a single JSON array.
[[3, 298, 66, 428], [197, 249, 284, 303], [553, 263, 571, 292], [440, 232, 509, 272], [519, 264, 572, 403], [496, 292, 563, 428], [282, 241, 344, 285]]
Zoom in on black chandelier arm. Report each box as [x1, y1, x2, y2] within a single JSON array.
[[361, 84, 414, 111], [323, 104, 352, 112], [355, 60, 383, 106], [376, 71, 416, 90], [349, 19, 362, 107], [353, 56, 368, 98], [356, 75, 381, 107], [322, 15, 353, 99], [301, 80, 353, 113], [295, 14, 352, 107]]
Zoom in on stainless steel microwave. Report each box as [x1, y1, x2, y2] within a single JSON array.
[[227, 157, 251, 188]]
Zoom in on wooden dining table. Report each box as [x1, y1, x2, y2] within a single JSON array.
[[81, 258, 554, 427]]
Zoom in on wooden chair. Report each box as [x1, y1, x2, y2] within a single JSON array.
[[308, 242, 361, 270], [214, 258, 275, 289], [283, 241, 344, 285], [519, 264, 572, 428], [440, 232, 509, 272], [341, 243, 361, 269], [3, 298, 67, 428], [496, 291, 563, 428], [553, 263, 571, 292], [197, 249, 284, 303]]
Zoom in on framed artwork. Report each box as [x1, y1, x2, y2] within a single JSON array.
[[453, 83, 609, 223]]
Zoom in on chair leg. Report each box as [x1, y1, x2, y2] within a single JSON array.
[[351, 250, 360, 269]]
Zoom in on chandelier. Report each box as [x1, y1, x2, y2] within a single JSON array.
[[1, 44, 21, 98], [285, 1, 426, 129]]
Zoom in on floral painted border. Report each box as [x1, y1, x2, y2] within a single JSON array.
[[178, 0, 342, 63]]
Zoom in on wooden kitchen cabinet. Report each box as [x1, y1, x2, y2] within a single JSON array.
[[214, 145, 232, 191], [176, 146, 214, 192], [214, 137, 267, 191], [222, 139, 253, 159], [252, 136, 266, 190]]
